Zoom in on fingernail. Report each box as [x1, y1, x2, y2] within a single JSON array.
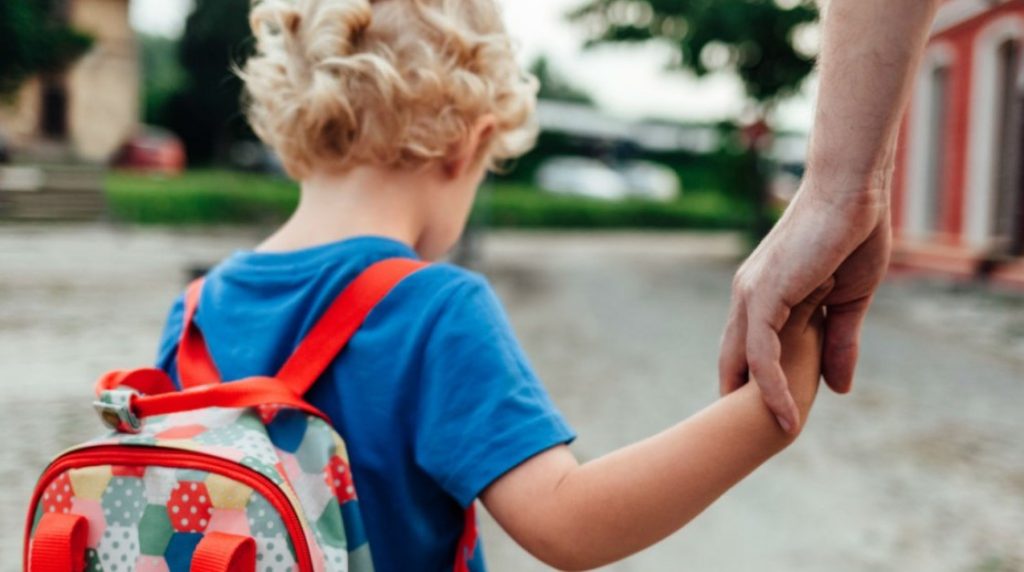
[[776, 414, 793, 434]]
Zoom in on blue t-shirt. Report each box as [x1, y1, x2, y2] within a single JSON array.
[[154, 236, 574, 572]]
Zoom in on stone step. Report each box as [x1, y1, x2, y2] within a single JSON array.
[[0, 164, 106, 220]]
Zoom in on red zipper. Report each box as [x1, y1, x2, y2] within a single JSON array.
[[24, 445, 313, 572]]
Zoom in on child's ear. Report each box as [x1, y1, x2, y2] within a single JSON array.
[[445, 114, 497, 179]]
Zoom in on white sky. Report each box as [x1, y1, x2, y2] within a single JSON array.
[[129, 0, 816, 131]]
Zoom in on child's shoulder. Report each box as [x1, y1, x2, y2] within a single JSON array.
[[405, 262, 490, 294], [386, 261, 502, 318]]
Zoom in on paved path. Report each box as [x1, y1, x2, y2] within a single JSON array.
[[1, 225, 1022, 571]]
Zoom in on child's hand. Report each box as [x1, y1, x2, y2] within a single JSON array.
[[776, 280, 832, 425]]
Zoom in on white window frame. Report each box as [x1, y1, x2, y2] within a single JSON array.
[[904, 43, 955, 240], [964, 15, 1024, 249]]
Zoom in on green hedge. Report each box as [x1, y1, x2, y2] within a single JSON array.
[[476, 184, 751, 230], [106, 170, 752, 229], [106, 171, 299, 225]]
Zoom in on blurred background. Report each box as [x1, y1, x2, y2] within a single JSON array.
[[1, 0, 1023, 570]]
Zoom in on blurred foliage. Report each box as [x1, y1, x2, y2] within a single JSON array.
[[105, 170, 752, 229], [477, 184, 752, 230], [530, 57, 595, 106], [163, 0, 254, 165], [0, 0, 93, 96], [497, 125, 750, 202], [139, 34, 186, 125], [569, 0, 818, 107], [106, 170, 297, 225], [569, 1, 816, 244]]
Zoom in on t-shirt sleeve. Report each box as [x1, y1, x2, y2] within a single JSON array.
[[413, 272, 576, 507]]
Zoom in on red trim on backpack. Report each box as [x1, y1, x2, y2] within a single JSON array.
[[27, 447, 314, 572], [94, 368, 177, 397], [190, 532, 257, 572], [27, 513, 88, 572]]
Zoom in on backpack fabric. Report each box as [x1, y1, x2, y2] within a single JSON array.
[[23, 258, 477, 572]]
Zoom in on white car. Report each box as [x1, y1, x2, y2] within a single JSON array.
[[618, 160, 681, 202], [536, 157, 681, 202], [536, 157, 630, 201]]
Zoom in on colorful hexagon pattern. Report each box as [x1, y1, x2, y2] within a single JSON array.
[[70, 466, 114, 500], [72, 497, 107, 548], [97, 525, 139, 572], [256, 536, 297, 570], [167, 481, 213, 533], [31, 403, 367, 571], [164, 532, 202, 572], [205, 473, 252, 510], [102, 477, 145, 527], [138, 505, 174, 556], [325, 456, 356, 504], [42, 472, 74, 515]]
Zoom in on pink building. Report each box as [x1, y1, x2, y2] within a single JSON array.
[[892, 0, 1024, 286]]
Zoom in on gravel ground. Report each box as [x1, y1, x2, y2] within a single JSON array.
[[1, 224, 1022, 572]]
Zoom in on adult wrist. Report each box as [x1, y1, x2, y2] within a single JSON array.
[[799, 166, 892, 211]]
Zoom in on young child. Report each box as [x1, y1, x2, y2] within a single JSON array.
[[155, 0, 828, 569]]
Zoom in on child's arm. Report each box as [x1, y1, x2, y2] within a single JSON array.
[[480, 284, 830, 571]]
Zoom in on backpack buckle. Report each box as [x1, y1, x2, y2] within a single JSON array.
[[94, 390, 143, 434]]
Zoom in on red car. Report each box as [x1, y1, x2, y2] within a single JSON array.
[[113, 127, 186, 174]]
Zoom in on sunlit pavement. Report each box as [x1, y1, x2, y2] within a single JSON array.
[[2, 225, 1022, 571]]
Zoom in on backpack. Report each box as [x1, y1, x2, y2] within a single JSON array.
[[23, 258, 479, 572]]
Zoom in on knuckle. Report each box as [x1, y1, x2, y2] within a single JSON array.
[[731, 272, 751, 297]]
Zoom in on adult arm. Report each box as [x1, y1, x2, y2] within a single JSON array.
[[719, 0, 942, 433], [481, 287, 829, 570]]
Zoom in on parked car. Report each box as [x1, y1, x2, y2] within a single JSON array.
[[536, 157, 630, 201], [618, 160, 681, 202], [536, 156, 681, 202], [113, 127, 186, 174]]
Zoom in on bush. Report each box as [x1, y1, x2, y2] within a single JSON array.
[[106, 170, 753, 229], [106, 170, 298, 224], [476, 184, 751, 230]]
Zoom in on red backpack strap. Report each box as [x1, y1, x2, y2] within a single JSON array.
[[132, 377, 330, 421], [275, 257, 428, 396], [177, 278, 222, 389], [453, 504, 479, 572], [27, 513, 89, 572], [190, 532, 257, 572]]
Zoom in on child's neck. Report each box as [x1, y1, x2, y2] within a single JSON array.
[[257, 166, 429, 254]]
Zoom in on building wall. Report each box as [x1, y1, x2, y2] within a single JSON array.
[[0, 0, 138, 162], [68, 0, 138, 162], [892, 0, 1024, 283], [0, 80, 44, 148]]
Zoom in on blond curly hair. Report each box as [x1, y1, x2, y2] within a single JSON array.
[[240, 0, 539, 179]]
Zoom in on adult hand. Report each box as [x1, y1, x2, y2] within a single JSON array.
[[719, 178, 892, 433]]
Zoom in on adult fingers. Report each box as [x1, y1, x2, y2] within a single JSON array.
[[788, 278, 836, 328], [718, 298, 749, 396], [821, 300, 870, 394], [746, 309, 801, 434]]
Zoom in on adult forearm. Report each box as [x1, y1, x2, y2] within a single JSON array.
[[808, 0, 940, 195], [541, 382, 810, 569]]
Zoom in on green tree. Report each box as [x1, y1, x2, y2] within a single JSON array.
[[570, 0, 819, 240], [139, 34, 186, 125], [165, 0, 253, 165], [569, 0, 818, 111], [0, 0, 92, 96], [530, 56, 595, 106]]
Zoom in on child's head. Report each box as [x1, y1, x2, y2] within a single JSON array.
[[241, 0, 538, 181]]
